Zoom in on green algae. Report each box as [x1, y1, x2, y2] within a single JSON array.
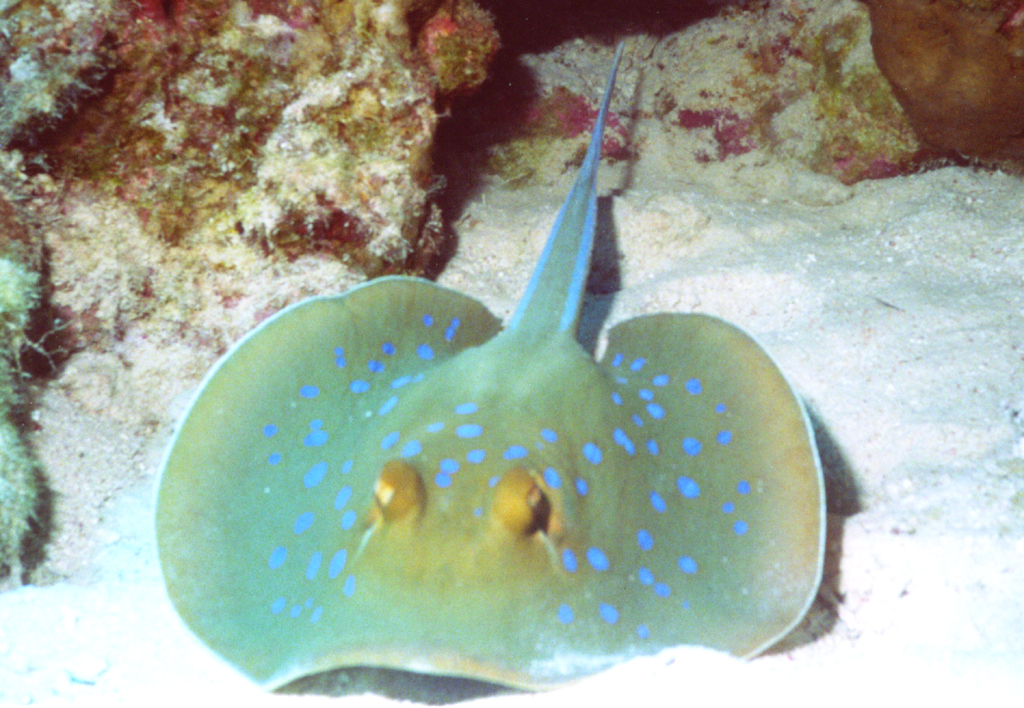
[[0, 246, 42, 581]]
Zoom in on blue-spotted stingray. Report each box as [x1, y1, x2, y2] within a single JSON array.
[[156, 43, 825, 691]]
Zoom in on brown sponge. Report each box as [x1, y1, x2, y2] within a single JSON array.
[[865, 0, 1024, 161]]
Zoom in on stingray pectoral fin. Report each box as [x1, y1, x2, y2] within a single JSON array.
[[155, 277, 501, 684], [601, 312, 825, 656]]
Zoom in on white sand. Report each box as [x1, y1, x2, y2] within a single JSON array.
[[2, 18, 1023, 707]]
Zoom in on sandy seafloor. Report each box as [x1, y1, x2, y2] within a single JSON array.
[[2, 23, 1024, 707]]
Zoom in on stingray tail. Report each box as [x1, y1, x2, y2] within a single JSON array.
[[505, 41, 625, 341]]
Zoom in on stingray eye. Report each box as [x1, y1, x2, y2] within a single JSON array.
[[373, 460, 425, 522], [492, 467, 552, 536]]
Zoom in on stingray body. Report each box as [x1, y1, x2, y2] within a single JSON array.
[[156, 43, 825, 690]]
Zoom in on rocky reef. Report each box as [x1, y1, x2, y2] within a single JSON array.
[[4, 0, 500, 274], [448, 0, 919, 189]]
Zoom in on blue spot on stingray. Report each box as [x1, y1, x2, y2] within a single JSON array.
[[263, 424, 277, 438], [488, 475, 499, 487], [305, 552, 322, 580], [639, 389, 654, 401], [378, 396, 398, 416], [268, 547, 287, 569], [638, 567, 654, 585], [328, 550, 347, 579], [368, 360, 385, 373], [722, 502, 735, 514], [342, 459, 353, 474], [340, 510, 356, 530], [613, 428, 636, 456], [334, 486, 352, 510], [300, 385, 320, 399], [599, 604, 619, 624], [343, 575, 356, 597], [439, 458, 459, 474], [637, 529, 653, 551], [417, 344, 434, 360], [310, 606, 323, 623], [426, 421, 445, 433], [303, 462, 327, 488], [738, 480, 752, 495], [503, 445, 528, 460], [457, 424, 482, 439], [267, 452, 282, 465], [557, 604, 574, 624], [654, 582, 671, 598], [683, 437, 702, 456], [677, 476, 700, 498], [632, 413, 644, 427], [616, 376, 628, 385], [718, 430, 733, 445], [638, 625, 650, 639], [653, 374, 670, 387], [271, 597, 287, 614], [400, 440, 422, 458], [290, 605, 301, 618], [467, 449, 486, 464], [611, 392, 623, 406], [686, 378, 703, 394], [543, 467, 561, 488], [682, 600, 691, 610], [541, 428, 558, 443], [303, 425, 328, 447], [647, 403, 665, 419], [650, 491, 667, 513], [586, 547, 610, 572], [455, 402, 478, 415], [612, 353, 624, 367], [678, 556, 698, 574], [583, 442, 602, 464], [334, 347, 346, 368], [574, 477, 589, 496], [630, 357, 646, 371], [350, 380, 370, 394], [391, 375, 412, 389], [435, 472, 452, 488], [382, 341, 395, 356], [562, 549, 578, 573], [445, 318, 460, 341], [734, 520, 749, 535], [646, 439, 659, 456], [473, 507, 483, 517], [380, 431, 400, 450], [716, 403, 727, 413], [294, 512, 314, 534], [422, 314, 433, 327]]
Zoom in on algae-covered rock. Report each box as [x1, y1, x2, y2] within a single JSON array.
[[10, 0, 499, 275], [453, 0, 918, 189], [0, 252, 41, 581], [0, 0, 124, 150]]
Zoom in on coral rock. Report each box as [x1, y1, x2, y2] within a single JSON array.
[[14, 0, 479, 275], [418, 1, 500, 96]]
